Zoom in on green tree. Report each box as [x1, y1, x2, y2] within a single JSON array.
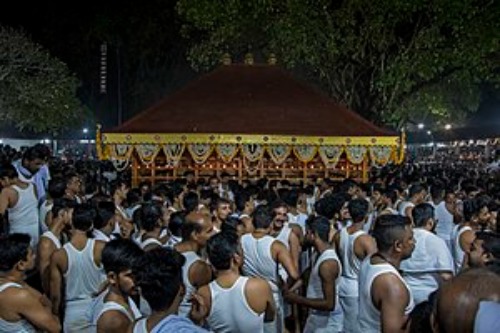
[[0, 25, 86, 134], [177, 0, 500, 128]]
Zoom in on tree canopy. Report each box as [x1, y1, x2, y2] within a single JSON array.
[[177, 0, 500, 128], [0, 25, 86, 134]]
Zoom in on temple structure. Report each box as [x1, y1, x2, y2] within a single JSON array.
[[97, 55, 404, 185]]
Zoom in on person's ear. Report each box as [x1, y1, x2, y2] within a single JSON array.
[[107, 271, 118, 285], [394, 239, 403, 254]]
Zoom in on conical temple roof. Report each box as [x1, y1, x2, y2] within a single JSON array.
[[110, 64, 394, 137]]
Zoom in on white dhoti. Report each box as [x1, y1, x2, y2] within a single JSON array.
[[64, 299, 92, 333]]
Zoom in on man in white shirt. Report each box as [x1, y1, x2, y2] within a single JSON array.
[[400, 203, 453, 305]]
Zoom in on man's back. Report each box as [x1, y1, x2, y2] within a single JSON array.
[[358, 256, 414, 332], [207, 276, 265, 333]]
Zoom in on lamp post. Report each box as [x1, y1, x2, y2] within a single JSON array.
[[83, 128, 90, 159]]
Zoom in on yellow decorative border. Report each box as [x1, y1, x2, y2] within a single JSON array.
[[101, 132, 401, 146]]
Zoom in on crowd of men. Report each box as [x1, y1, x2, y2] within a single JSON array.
[[0, 143, 499, 332]]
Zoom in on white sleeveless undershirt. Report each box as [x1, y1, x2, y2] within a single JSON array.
[[8, 183, 39, 246], [307, 249, 342, 316], [178, 251, 202, 317], [358, 257, 415, 332], [64, 239, 106, 302], [452, 224, 472, 274], [41, 230, 61, 249], [338, 228, 365, 297], [0, 283, 37, 333], [208, 276, 264, 333]]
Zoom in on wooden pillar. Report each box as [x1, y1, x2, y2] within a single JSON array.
[[132, 156, 139, 187], [346, 159, 351, 179], [362, 158, 368, 183], [238, 158, 243, 183], [303, 162, 307, 184], [151, 159, 156, 186]]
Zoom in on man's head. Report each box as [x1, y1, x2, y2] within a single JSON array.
[[48, 177, 67, 200], [348, 198, 369, 224], [94, 201, 116, 231], [182, 212, 214, 246], [434, 268, 500, 333], [430, 182, 445, 201], [382, 189, 398, 207], [71, 204, 95, 232], [412, 203, 435, 231], [372, 214, 415, 260], [65, 173, 82, 196], [208, 176, 219, 191], [212, 197, 231, 221], [0, 233, 35, 274], [468, 231, 500, 269], [207, 231, 242, 272], [409, 184, 427, 204], [305, 215, 331, 248], [463, 198, 490, 225], [22, 144, 49, 175], [183, 191, 199, 214], [0, 162, 18, 187], [169, 211, 185, 238], [110, 180, 129, 202], [271, 200, 288, 229], [51, 198, 75, 227], [134, 203, 162, 232], [184, 171, 195, 184], [252, 205, 272, 230], [102, 239, 144, 297], [235, 191, 254, 214], [137, 248, 186, 312]]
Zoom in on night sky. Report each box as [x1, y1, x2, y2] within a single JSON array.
[[1, 1, 498, 135]]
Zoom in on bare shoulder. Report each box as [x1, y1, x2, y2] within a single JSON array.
[[246, 277, 271, 293], [0, 285, 35, 309], [97, 310, 130, 332], [372, 272, 408, 303]]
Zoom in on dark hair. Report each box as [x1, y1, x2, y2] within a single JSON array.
[[0, 233, 31, 271], [134, 203, 162, 232], [315, 193, 348, 220], [221, 216, 242, 236], [476, 231, 500, 261], [409, 184, 426, 198], [235, 191, 251, 212], [183, 192, 199, 213], [348, 198, 369, 223], [48, 177, 67, 199], [383, 189, 398, 204], [126, 188, 142, 207], [137, 248, 185, 311], [252, 205, 272, 229], [371, 214, 411, 251], [94, 201, 116, 230], [207, 231, 239, 271], [430, 182, 445, 200], [340, 179, 358, 193], [283, 190, 299, 207], [271, 199, 288, 214], [23, 144, 50, 161], [307, 215, 331, 243], [169, 211, 185, 238], [72, 204, 96, 231], [0, 162, 18, 179], [102, 239, 143, 274], [110, 179, 128, 196], [412, 203, 435, 228], [463, 198, 484, 222], [51, 198, 75, 218], [181, 213, 204, 240], [211, 197, 231, 213]]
